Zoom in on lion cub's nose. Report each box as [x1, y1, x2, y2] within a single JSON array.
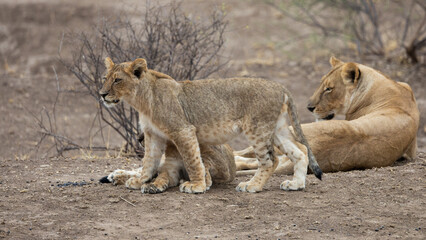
[[307, 105, 315, 112]]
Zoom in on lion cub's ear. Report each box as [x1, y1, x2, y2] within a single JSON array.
[[128, 58, 148, 79], [341, 62, 361, 85], [329, 56, 343, 67], [105, 57, 115, 71]]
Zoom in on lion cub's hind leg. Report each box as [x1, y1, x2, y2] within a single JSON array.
[[274, 115, 308, 191], [100, 168, 143, 185], [141, 144, 186, 194], [236, 127, 278, 193], [126, 131, 167, 190], [202, 144, 236, 187]]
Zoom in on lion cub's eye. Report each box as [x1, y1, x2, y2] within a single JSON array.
[[325, 87, 333, 93], [114, 78, 122, 84], [102, 77, 106, 83]]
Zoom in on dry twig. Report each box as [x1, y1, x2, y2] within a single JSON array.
[[120, 196, 136, 207]]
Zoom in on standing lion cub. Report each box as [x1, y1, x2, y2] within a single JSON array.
[[100, 57, 322, 193]]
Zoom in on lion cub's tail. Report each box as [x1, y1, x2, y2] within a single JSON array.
[[285, 90, 323, 180]]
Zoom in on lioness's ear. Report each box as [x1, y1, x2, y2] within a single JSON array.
[[329, 56, 343, 67], [105, 57, 115, 71], [341, 62, 361, 85], [129, 58, 148, 78]]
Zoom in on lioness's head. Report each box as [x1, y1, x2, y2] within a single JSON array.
[[99, 57, 147, 107], [307, 56, 361, 121]]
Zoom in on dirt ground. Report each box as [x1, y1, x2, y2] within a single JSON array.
[[0, 153, 425, 239], [0, 1, 425, 239]]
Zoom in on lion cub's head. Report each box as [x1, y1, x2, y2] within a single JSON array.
[[307, 56, 361, 121], [99, 57, 148, 107]]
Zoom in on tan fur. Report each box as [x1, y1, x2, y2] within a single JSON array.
[[236, 57, 419, 175], [100, 57, 321, 193]]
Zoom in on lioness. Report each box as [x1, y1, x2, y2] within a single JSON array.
[[100, 57, 321, 193], [236, 57, 419, 174]]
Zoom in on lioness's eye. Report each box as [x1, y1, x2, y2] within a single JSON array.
[[325, 87, 333, 92], [114, 78, 122, 84]]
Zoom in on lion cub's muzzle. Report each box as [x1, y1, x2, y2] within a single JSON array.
[[100, 92, 119, 106]]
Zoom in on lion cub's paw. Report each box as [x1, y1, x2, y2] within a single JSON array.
[[141, 183, 168, 194], [179, 181, 206, 194], [280, 180, 305, 191], [125, 177, 147, 190], [107, 169, 134, 185], [236, 181, 262, 193]]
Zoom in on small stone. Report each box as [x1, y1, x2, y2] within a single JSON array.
[[244, 215, 253, 219]]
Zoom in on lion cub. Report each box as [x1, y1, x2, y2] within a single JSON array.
[[100, 57, 322, 193], [101, 143, 236, 193]]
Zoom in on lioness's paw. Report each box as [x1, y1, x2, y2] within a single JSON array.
[[179, 181, 206, 194], [236, 181, 262, 193], [280, 180, 305, 191], [107, 169, 131, 185], [141, 183, 168, 194]]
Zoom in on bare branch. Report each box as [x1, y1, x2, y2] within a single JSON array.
[[48, 2, 228, 156]]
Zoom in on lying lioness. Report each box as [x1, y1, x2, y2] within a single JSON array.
[[235, 57, 420, 175]]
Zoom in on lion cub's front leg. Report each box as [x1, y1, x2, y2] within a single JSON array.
[[126, 131, 166, 190], [170, 127, 206, 194]]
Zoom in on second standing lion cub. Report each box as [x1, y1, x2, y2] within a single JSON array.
[[100, 57, 322, 193]]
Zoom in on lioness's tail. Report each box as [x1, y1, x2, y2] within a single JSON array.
[[284, 89, 322, 180]]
